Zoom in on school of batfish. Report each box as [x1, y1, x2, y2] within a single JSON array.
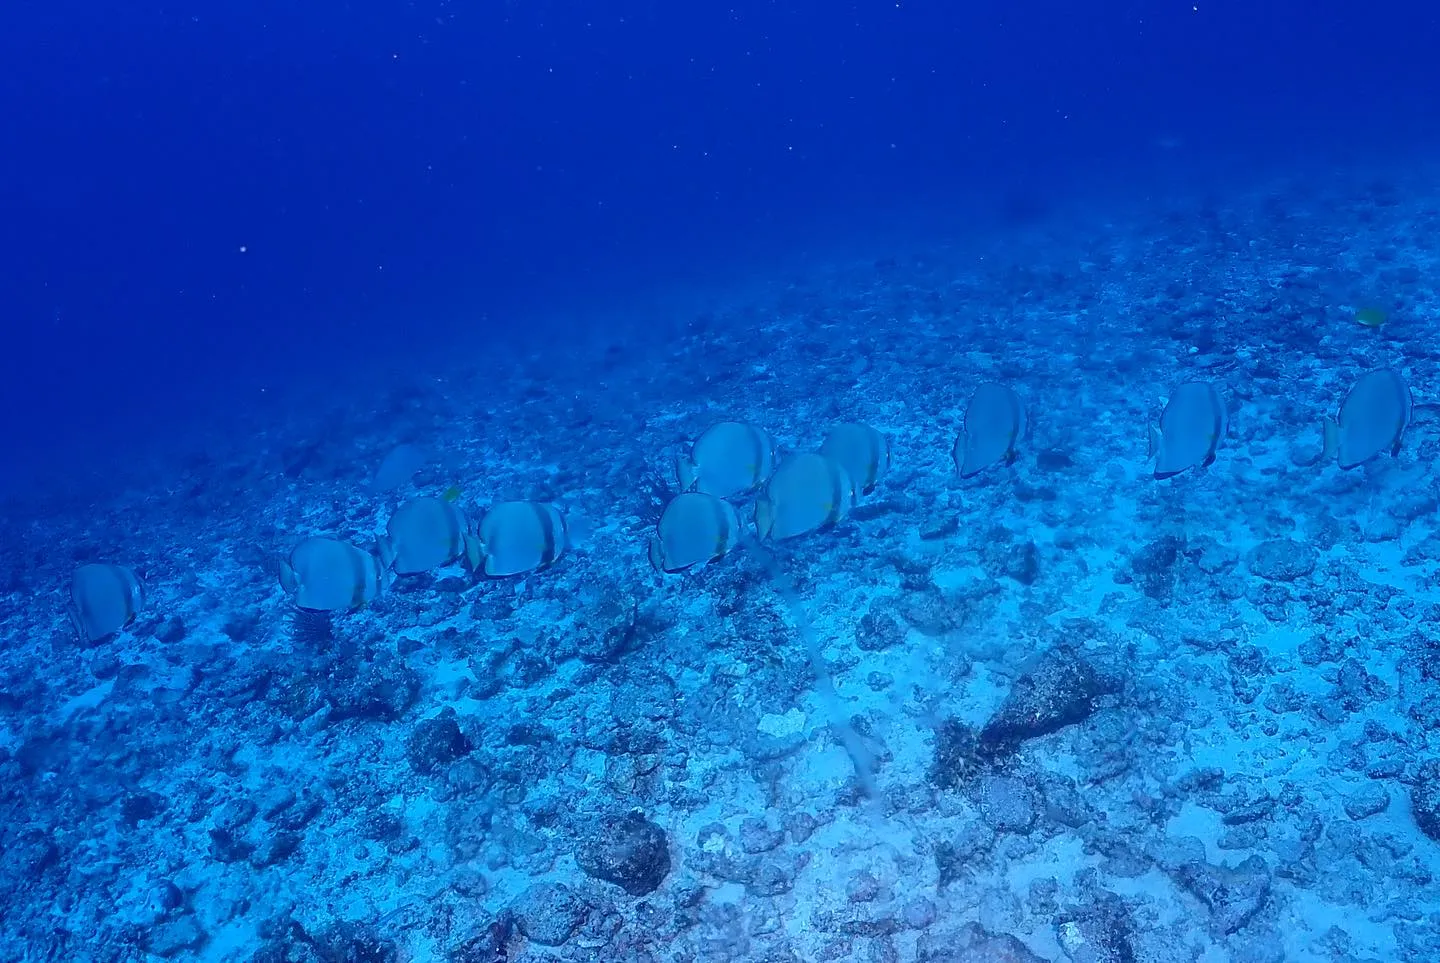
[[64, 366, 1421, 641]]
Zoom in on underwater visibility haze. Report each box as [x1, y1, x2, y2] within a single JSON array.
[[4, 0, 1440, 960]]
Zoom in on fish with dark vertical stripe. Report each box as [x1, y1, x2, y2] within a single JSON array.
[[1321, 368, 1412, 470], [377, 495, 470, 574], [279, 537, 384, 612], [755, 452, 856, 541], [820, 422, 890, 495], [1147, 381, 1227, 479], [468, 501, 570, 577], [954, 383, 1026, 478], [675, 421, 777, 498], [649, 491, 742, 573], [69, 563, 145, 642]]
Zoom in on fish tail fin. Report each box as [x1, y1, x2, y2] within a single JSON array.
[[376, 556, 397, 593], [754, 496, 776, 540], [1147, 424, 1162, 459], [675, 455, 698, 492], [66, 601, 86, 642], [1321, 417, 1340, 461], [462, 533, 483, 573], [648, 536, 668, 573], [376, 535, 396, 572], [278, 560, 298, 594], [554, 509, 594, 551], [952, 432, 968, 477]]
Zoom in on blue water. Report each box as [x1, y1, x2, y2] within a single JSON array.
[[4, 1, 1440, 960], [6, 0, 1436, 478]]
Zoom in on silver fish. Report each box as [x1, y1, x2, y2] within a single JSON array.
[[676, 421, 777, 498], [68, 563, 145, 642], [1148, 381, 1226, 479], [954, 383, 1026, 478], [755, 452, 856, 541], [649, 491, 741, 573], [820, 422, 890, 495], [1323, 368, 1412, 470], [279, 537, 383, 612], [468, 501, 568, 577]]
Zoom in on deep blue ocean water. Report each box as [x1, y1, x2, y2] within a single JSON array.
[[6, 0, 1438, 482], [5, 2, 1440, 961]]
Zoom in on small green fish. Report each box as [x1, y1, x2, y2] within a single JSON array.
[[1354, 306, 1389, 328]]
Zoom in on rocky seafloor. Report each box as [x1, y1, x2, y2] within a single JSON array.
[[3, 163, 1440, 963]]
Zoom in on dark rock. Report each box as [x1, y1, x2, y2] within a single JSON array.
[[747, 858, 797, 896], [156, 617, 188, 645], [250, 830, 301, 868], [208, 828, 255, 864], [145, 915, 206, 957], [407, 709, 472, 774], [448, 913, 514, 962], [576, 811, 671, 896], [856, 611, 906, 652], [1172, 855, 1271, 935], [932, 720, 985, 791], [1130, 536, 1184, 599], [212, 798, 259, 834], [329, 660, 420, 722], [121, 790, 167, 826], [512, 882, 586, 947], [314, 923, 397, 963], [1035, 449, 1074, 472], [784, 811, 818, 844], [1054, 887, 1137, 963], [1247, 540, 1316, 583], [738, 817, 784, 854], [1411, 762, 1440, 842], [979, 646, 1110, 756], [1004, 542, 1041, 585], [1342, 783, 1390, 820]]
